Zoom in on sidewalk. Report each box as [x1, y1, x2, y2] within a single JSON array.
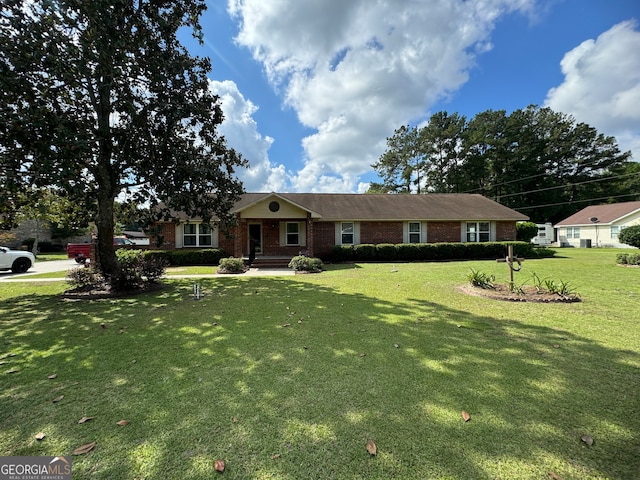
[[0, 267, 295, 282]]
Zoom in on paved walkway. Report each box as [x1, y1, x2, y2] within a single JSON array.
[[0, 264, 295, 282]]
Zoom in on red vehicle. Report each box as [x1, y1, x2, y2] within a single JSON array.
[[67, 236, 134, 263]]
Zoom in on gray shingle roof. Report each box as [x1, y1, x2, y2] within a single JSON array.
[[234, 193, 528, 221]]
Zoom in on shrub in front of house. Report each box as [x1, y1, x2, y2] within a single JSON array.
[[331, 241, 553, 263], [112, 249, 167, 291], [217, 257, 246, 274], [618, 225, 640, 249], [143, 248, 226, 266], [66, 265, 106, 291], [288, 255, 324, 272], [354, 244, 376, 260], [376, 243, 398, 261], [331, 245, 354, 262]]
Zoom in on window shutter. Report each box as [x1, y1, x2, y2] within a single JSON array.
[[279, 222, 286, 245], [299, 222, 306, 247]]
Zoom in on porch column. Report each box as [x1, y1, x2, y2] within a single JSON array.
[[306, 212, 314, 257], [233, 214, 243, 257]]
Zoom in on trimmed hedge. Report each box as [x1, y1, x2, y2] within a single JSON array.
[[330, 242, 554, 262], [143, 248, 226, 266]]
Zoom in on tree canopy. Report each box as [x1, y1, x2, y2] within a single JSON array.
[[1, 0, 246, 280], [371, 106, 636, 223]]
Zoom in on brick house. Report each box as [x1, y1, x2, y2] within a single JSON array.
[[152, 193, 528, 262]]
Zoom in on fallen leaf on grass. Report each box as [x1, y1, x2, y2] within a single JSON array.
[[359, 353, 366, 357], [581, 435, 594, 446], [72, 441, 96, 455], [366, 440, 377, 456], [461, 411, 471, 422], [78, 416, 94, 424], [214, 459, 225, 472], [116, 420, 129, 426], [232, 416, 238, 423], [548, 472, 564, 480], [35, 432, 46, 441], [52, 395, 64, 403], [48, 374, 57, 379], [272, 453, 281, 459], [282, 323, 291, 328], [553, 344, 560, 349]]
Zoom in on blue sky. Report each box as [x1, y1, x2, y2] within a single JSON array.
[[180, 0, 640, 193]]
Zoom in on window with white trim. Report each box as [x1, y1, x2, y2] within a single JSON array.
[[409, 222, 421, 243], [341, 222, 354, 245], [466, 222, 490, 242], [286, 222, 300, 245], [611, 226, 621, 239], [183, 224, 213, 247], [566, 227, 580, 239]]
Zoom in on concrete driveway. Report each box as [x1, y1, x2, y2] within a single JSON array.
[[0, 258, 79, 281]]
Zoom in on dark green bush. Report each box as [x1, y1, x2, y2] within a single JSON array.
[[516, 221, 539, 242], [618, 225, 640, 249], [376, 243, 398, 261], [21, 238, 35, 250], [332, 241, 553, 263], [112, 249, 168, 291], [331, 245, 354, 262], [288, 255, 324, 272], [354, 244, 376, 260], [143, 248, 226, 266]]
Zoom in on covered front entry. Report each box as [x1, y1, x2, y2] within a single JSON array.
[[248, 223, 262, 254]]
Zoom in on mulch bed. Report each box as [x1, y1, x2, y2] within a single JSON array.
[[458, 284, 581, 303], [63, 282, 165, 300]]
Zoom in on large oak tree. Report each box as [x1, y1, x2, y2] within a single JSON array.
[[1, 0, 246, 280]]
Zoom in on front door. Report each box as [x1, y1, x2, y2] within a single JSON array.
[[248, 223, 262, 254]]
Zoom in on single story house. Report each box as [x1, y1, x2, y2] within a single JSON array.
[[152, 193, 528, 261], [554, 201, 640, 248]]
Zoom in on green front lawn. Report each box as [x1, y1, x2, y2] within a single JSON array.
[[1, 249, 638, 479]]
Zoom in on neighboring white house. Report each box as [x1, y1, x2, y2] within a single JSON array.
[[554, 201, 640, 248]]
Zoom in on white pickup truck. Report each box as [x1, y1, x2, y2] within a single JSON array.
[[0, 246, 36, 273]]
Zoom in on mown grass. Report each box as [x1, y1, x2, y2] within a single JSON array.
[[0, 248, 638, 479]]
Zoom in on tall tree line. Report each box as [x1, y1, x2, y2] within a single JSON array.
[[370, 106, 637, 223]]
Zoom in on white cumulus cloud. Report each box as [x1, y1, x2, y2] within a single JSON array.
[[545, 20, 640, 161], [208, 79, 289, 192], [228, 0, 537, 192]]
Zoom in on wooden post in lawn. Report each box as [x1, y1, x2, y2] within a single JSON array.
[[497, 244, 523, 291]]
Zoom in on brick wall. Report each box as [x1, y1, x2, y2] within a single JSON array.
[[495, 221, 516, 241], [427, 222, 462, 243], [313, 222, 336, 259], [360, 221, 403, 244]]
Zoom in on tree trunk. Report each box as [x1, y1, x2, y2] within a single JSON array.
[[96, 192, 119, 279]]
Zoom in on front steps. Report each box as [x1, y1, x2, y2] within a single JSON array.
[[246, 256, 292, 268]]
